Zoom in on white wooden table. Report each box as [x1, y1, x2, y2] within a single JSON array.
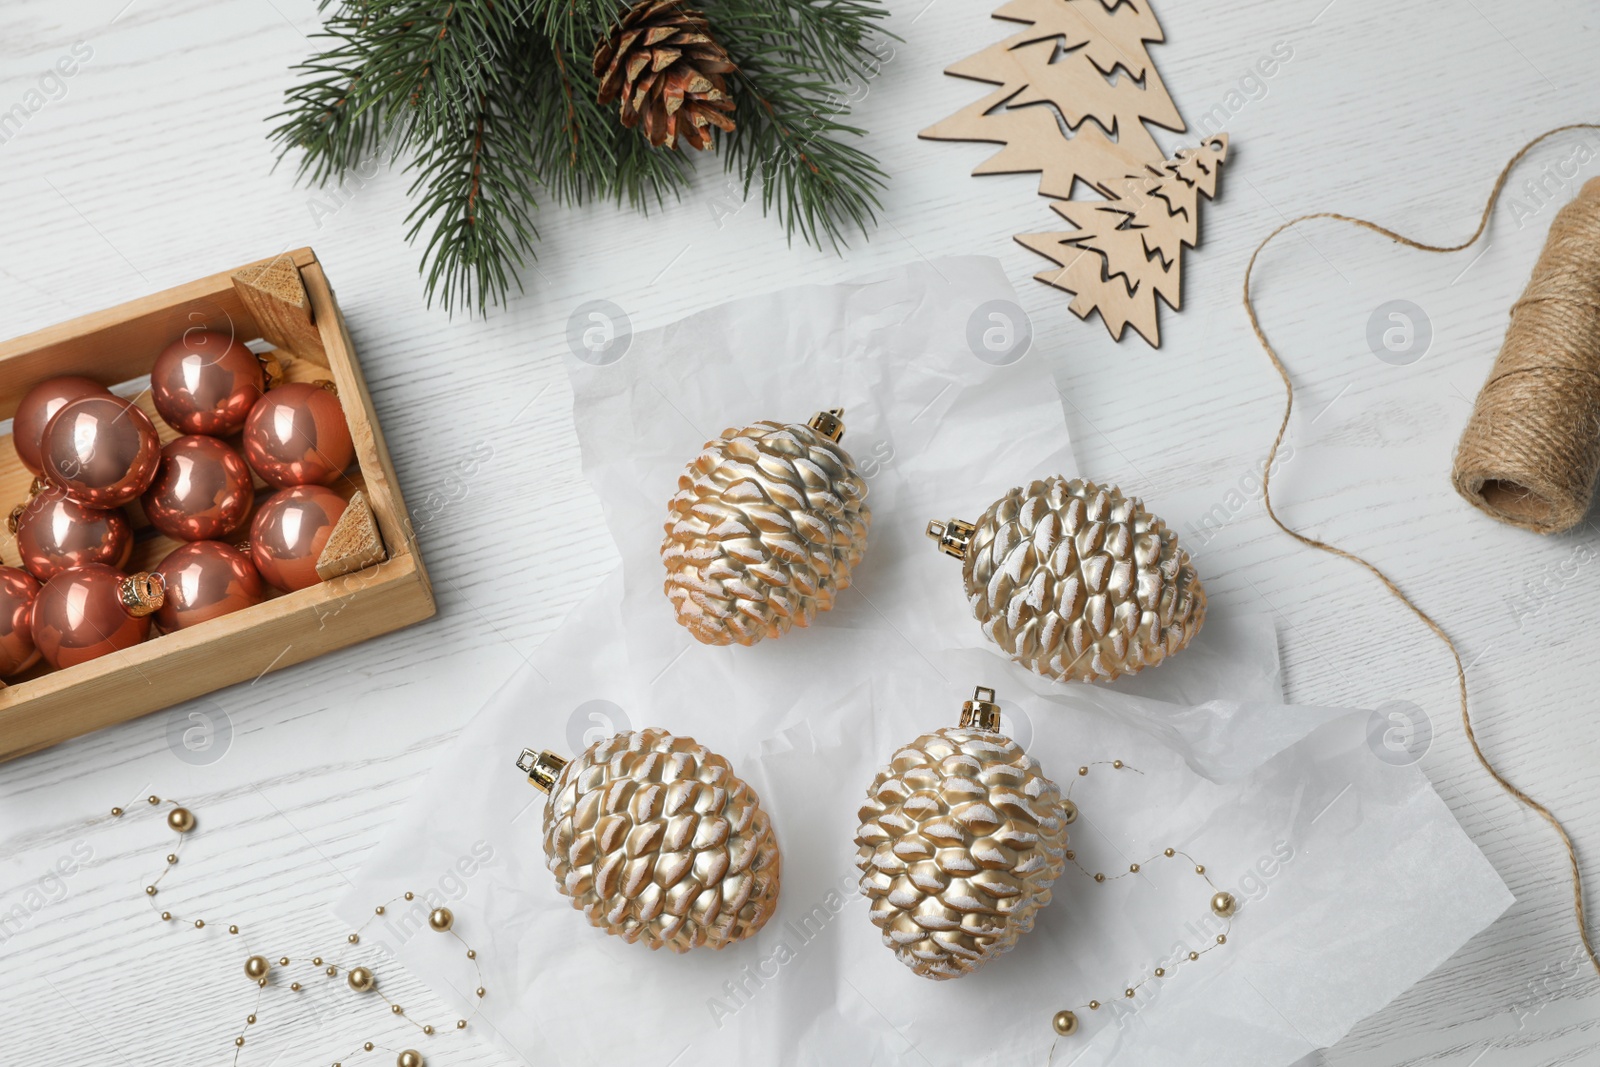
[[3, 1, 1599, 1064]]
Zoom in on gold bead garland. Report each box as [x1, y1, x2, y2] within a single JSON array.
[[111, 796, 486, 1067], [1048, 760, 1236, 1039]]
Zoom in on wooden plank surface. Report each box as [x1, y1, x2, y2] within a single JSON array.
[[1, 1, 1598, 1065]]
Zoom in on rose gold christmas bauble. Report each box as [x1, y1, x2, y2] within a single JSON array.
[[12, 485, 133, 581], [250, 485, 347, 592], [150, 329, 266, 436], [141, 436, 254, 542], [12, 376, 113, 475], [242, 382, 355, 488], [40, 395, 161, 508], [31, 564, 162, 670], [0, 566, 42, 676], [153, 541, 264, 631]]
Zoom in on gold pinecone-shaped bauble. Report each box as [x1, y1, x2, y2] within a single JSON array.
[[520, 729, 781, 951], [856, 687, 1068, 980], [593, 0, 737, 151], [929, 477, 1205, 684], [662, 409, 870, 647]]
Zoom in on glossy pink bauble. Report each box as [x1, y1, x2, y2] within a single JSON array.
[[41, 395, 161, 508], [153, 541, 265, 631], [31, 564, 157, 670], [150, 329, 266, 436], [241, 382, 355, 488], [12, 376, 114, 475], [13, 485, 133, 581], [0, 566, 42, 676], [141, 435, 254, 541], [250, 485, 346, 592]]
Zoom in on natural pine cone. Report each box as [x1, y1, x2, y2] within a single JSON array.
[[855, 695, 1067, 979], [593, 0, 737, 151], [661, 412, 870, 647], [538, 729, 781, 951], [930, 477, 1205, 683]]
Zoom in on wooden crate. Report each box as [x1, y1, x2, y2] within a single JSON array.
[[0, 248, 436, 761]]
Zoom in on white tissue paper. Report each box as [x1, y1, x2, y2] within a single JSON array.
[[338, 258, 1510, 1067]]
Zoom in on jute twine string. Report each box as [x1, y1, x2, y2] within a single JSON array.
[[1243, 123, 1600, 980], [1454, 173, 1600, 532]]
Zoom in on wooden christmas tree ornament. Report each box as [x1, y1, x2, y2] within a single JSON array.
[[316, 490, 388, 581], [921, 0, 1226, 346]]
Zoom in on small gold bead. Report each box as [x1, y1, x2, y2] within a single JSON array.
[[1211, 891, 1238, 918], [1189, 951, 1199, 961], [1061, 799, 1078, 825], [427, 907, 454, 933], [245, 956, 270, 980], [160, 912, 171, 921], [1124, 988, 1135, 998], [235, 1037, 244, 1048], [456, 1020, 466, 1029], [145, 886, 157, 896], [475, 987, 486, 998], [423, 1025, 434, 1035], [166, 854, 177, 864], [111, 807, 123, 817], [229, 926, 239, 934], [392, 1004, 403, 1015], [466, 949, 476, 960], [313, 957, 323, 966], [1078, 766, 1088, 776], [247, 1015, 255, 1025], [1112, 760, 1123, 769], [348, 933, 359, 944], [327, 967, 338, 977], [257, 978, 266, 987], [397, 1052, 425, 1067], [279, 957, 290, 966], [1094, 873, 1105, 883], [364, 1043, 375, 1052], [1195, 865, 1205, 875], [1088, 1001, 1099, 1011], [1164, 848, 1175, 857], [148, 795, 160, 805], [166, 807, 196, 834], [290, 982, 301, 992], [1129, 863, 1140, 873], [1217, 934, 1227, 945], [1064, 850, 1075, 861], [1052, 1010, 1078, 1036], [347, 966, 374, 992], [195, 920, 205, 929], [1155, 968, 1165, 977], [375, 905, 386, 915], [404, 892, 415, 901]]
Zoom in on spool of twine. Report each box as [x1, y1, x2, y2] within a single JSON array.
[[1244, 124, 1600, 987], [1453, 176, 1600, 533]]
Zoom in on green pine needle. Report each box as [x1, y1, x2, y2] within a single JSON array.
[[270, 0, 896, 315]]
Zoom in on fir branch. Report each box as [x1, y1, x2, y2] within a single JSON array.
[[270, 0, 895, 313], [717, 53, 889, 249], [404, 81, 541, 314]]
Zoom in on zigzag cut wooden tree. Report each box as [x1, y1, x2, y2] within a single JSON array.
[[921, 0, 1227, 346]]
